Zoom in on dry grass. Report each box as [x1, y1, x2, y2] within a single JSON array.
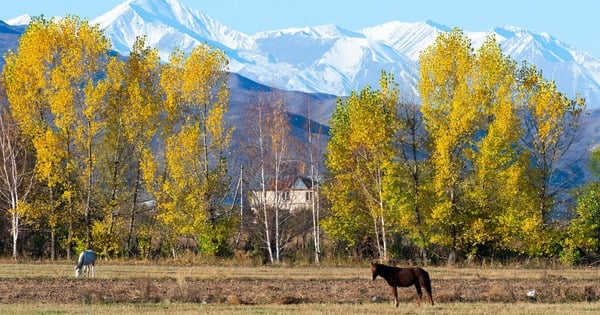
[[2, 302, 600, 315], [0, 261, 599, 314], [3, 260, 598, 281]]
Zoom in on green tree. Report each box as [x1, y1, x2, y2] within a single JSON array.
[[562, 182, 600, 265], [561, 148, 600, 265], [385, 92, 434, 263]]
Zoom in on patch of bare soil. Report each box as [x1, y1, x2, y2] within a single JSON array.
[[0, 277, 596, 305]]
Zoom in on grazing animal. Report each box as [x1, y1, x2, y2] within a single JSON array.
[[370, 262, 434, 307], [75, 250, 96, 278]]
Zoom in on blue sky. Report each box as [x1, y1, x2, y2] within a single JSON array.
[[2, 0, 598, 57]]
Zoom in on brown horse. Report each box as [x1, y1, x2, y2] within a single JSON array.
[[370, 262, 434, 307]]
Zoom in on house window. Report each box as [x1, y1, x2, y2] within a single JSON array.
[[305, 191, 313, 201], [282, 191, 290, 201]]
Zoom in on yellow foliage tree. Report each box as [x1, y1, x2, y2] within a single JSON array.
[[323, 71, 399, 261], [4, 15, 111, 258], [419, 28, 477, 263], [149, 44, 233, 255]]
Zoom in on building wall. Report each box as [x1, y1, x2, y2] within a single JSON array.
[[250, 189, 318, 213]]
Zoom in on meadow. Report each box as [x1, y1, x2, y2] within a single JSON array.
[[0, 261, 598, 314]]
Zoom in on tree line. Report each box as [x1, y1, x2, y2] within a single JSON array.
[[323, 28, 596, 266], [0, 16, 597, 266], [1, 15, 232, 261]]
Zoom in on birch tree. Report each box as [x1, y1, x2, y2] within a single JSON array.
[[243, 91, 298, 264], [0, 106, 35, 259]]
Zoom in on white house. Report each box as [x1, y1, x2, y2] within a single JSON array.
[[250, 176, 318, 213]]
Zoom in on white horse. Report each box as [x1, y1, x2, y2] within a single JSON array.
[[75, 250, 96, 278]]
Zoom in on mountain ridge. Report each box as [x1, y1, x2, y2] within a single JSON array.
[[4, 0, 600, 108]]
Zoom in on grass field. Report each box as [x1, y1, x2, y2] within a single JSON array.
[[0, 261, 598, 314], [3, 301, 600, 315]]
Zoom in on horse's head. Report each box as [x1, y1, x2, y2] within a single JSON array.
[[370, 262, 378, 280], [75, 267, 82, 277]]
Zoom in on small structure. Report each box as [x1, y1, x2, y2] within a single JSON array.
[[250, 176, 318, 213]]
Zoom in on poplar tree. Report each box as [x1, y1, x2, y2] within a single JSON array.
[[419, 28, 476, 263], [323, 71, 399, 261], [462, 36, 530, 256], [4, 15, 110, 258], [91, 36, 163, 256], [516, 62, 585, 255], [148, 44, 233, 255]]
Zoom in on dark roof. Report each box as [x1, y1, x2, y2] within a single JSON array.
[[266, 175, 316, 191]]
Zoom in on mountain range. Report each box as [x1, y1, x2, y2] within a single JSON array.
[[1, 0, 600, 187], [5, 0, 600, 109]]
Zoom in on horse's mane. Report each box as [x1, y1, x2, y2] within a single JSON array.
[[372, 262, 401, 275]]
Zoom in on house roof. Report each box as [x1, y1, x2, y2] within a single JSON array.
[[266, 175, 316, 191]]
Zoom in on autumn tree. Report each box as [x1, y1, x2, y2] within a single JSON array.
[[146, 44, 233, 256], [4, 15, 111, 259], [90, 36, 163, 257], [516, 62, 586, 255], [419, 28, 478, 263], [323, 71, 400, 261], [461, 36, 533, 258]]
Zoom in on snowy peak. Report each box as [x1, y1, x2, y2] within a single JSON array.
[[93, 0, 252, 59], [490, 26, 574, 63], [359, 20, 443, 61], [6, 14, 31, 26], [5, 0, 600, 107], [255, 24, 364, 40]]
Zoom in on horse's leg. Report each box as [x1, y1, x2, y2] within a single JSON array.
[[427, 290, 434, 306], [414, 283, 423, 306], [390, 286, 399, 307], [90, 264, 94, 277]]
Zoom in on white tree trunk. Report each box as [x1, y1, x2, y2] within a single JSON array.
[[0, 110, 33, 260], [258, 105, 274, 264]]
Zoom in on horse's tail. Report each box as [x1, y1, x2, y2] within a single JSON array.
[[420, 268, 434, 305]]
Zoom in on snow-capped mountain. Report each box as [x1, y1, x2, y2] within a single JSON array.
[[7, 0, 600, 108], [93, 0, 254, 63]]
